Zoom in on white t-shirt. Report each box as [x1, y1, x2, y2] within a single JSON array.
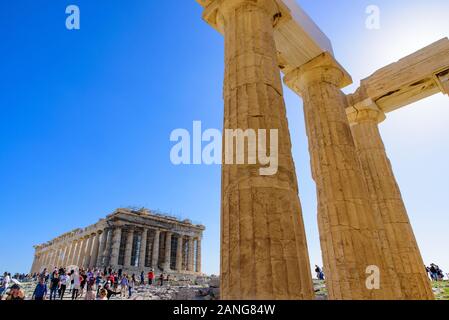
[[2, 275, 10, 288], [60, 275, 68, 286], [71, 274, 81, 289]]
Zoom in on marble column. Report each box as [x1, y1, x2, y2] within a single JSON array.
[[42, 251, 49, 270], [30, 254, 38, 274], [90, 231, 102, 268], [54, 247, 61, 267], [347, 100, 434, 300], [176, 235, 183, 272], [201, 0, 314, 300], [163, 232, 172, 271], [151, 230, 160, 269], [187, 237, 194, 272], [97, 228, 109, 267], [196, 238, 202, 273], [284, 52, 401, 300], [77, 237, 88, 268], [62, 243, 72, 267], [124, 229, 135, 267], [45, 251, 52, 270], [146, 231, 154, 268], [36, 253, 43, 273], [49, 250, 56, 269], [67, 241, 77, 266], [84, 234, 95, 269], [110, 227, 122, 267], [139, 229, 148, 268]]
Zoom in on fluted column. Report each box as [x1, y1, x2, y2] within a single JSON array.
[[109, 227, 122, 267], [67, 241, 77, 266], [52, 248, 59, 267], [196, 238, 202, 273], [187, 237, 194, 272], [83, 234, 95, 268], [146, 231, 154, 268], [54, 247, 62, 267], [36, 253, 44, 273], [98, 228, 110, 267], [139, 229, 148, 268], [347, 100, 434, 300], [163, 232, 172, 271], [90, 231, 102, 268], [284, 52, 402, 300], [49, 249, 57, 269], [151, 229, 160, 269], [62, 243, 72, 267], [30, 254, 38, 274], [199, 0, 314, 300], [77, 237, 88, 268], [124, 228, 135, 267], [52, 248, 60, 268], [176, 235, 183, 272], [42, 251, 50, 270], [45, 251, 52, 270]]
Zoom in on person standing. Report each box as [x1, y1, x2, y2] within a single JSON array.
[[129, 274, 136, 298], [79, 269, 87, 298], [430, 264, 438, 281], [0, 272, 11, 299], [49, 271, 60, 300], [71, 271, 81, 300], [159, 273, 164, 287], [120, 275, 129, 298], [140, 271, 145, 285], [59, 271, 68, 300], [148, 269, 154, 285], [32, 277, 47, 300]]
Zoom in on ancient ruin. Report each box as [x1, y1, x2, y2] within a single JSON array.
[[195, 0, 448, 300], [30, 208, 205, 276]]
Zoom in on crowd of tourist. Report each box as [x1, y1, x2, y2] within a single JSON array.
[[0, 267, 172, 301], [426, 263, 445, 282]]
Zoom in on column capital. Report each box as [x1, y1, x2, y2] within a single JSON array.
[[202, 0, 288, 33], [284, 52, 352, 96], [346, 97, 386, 125]]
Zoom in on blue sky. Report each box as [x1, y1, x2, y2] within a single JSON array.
[[0, 0, 448, 276]]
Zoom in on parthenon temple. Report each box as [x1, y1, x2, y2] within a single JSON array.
[[30, 208, 205, 275], [195, 0, 448, 300]]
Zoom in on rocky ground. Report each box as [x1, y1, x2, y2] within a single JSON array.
[[12, 278, 449, 300]]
